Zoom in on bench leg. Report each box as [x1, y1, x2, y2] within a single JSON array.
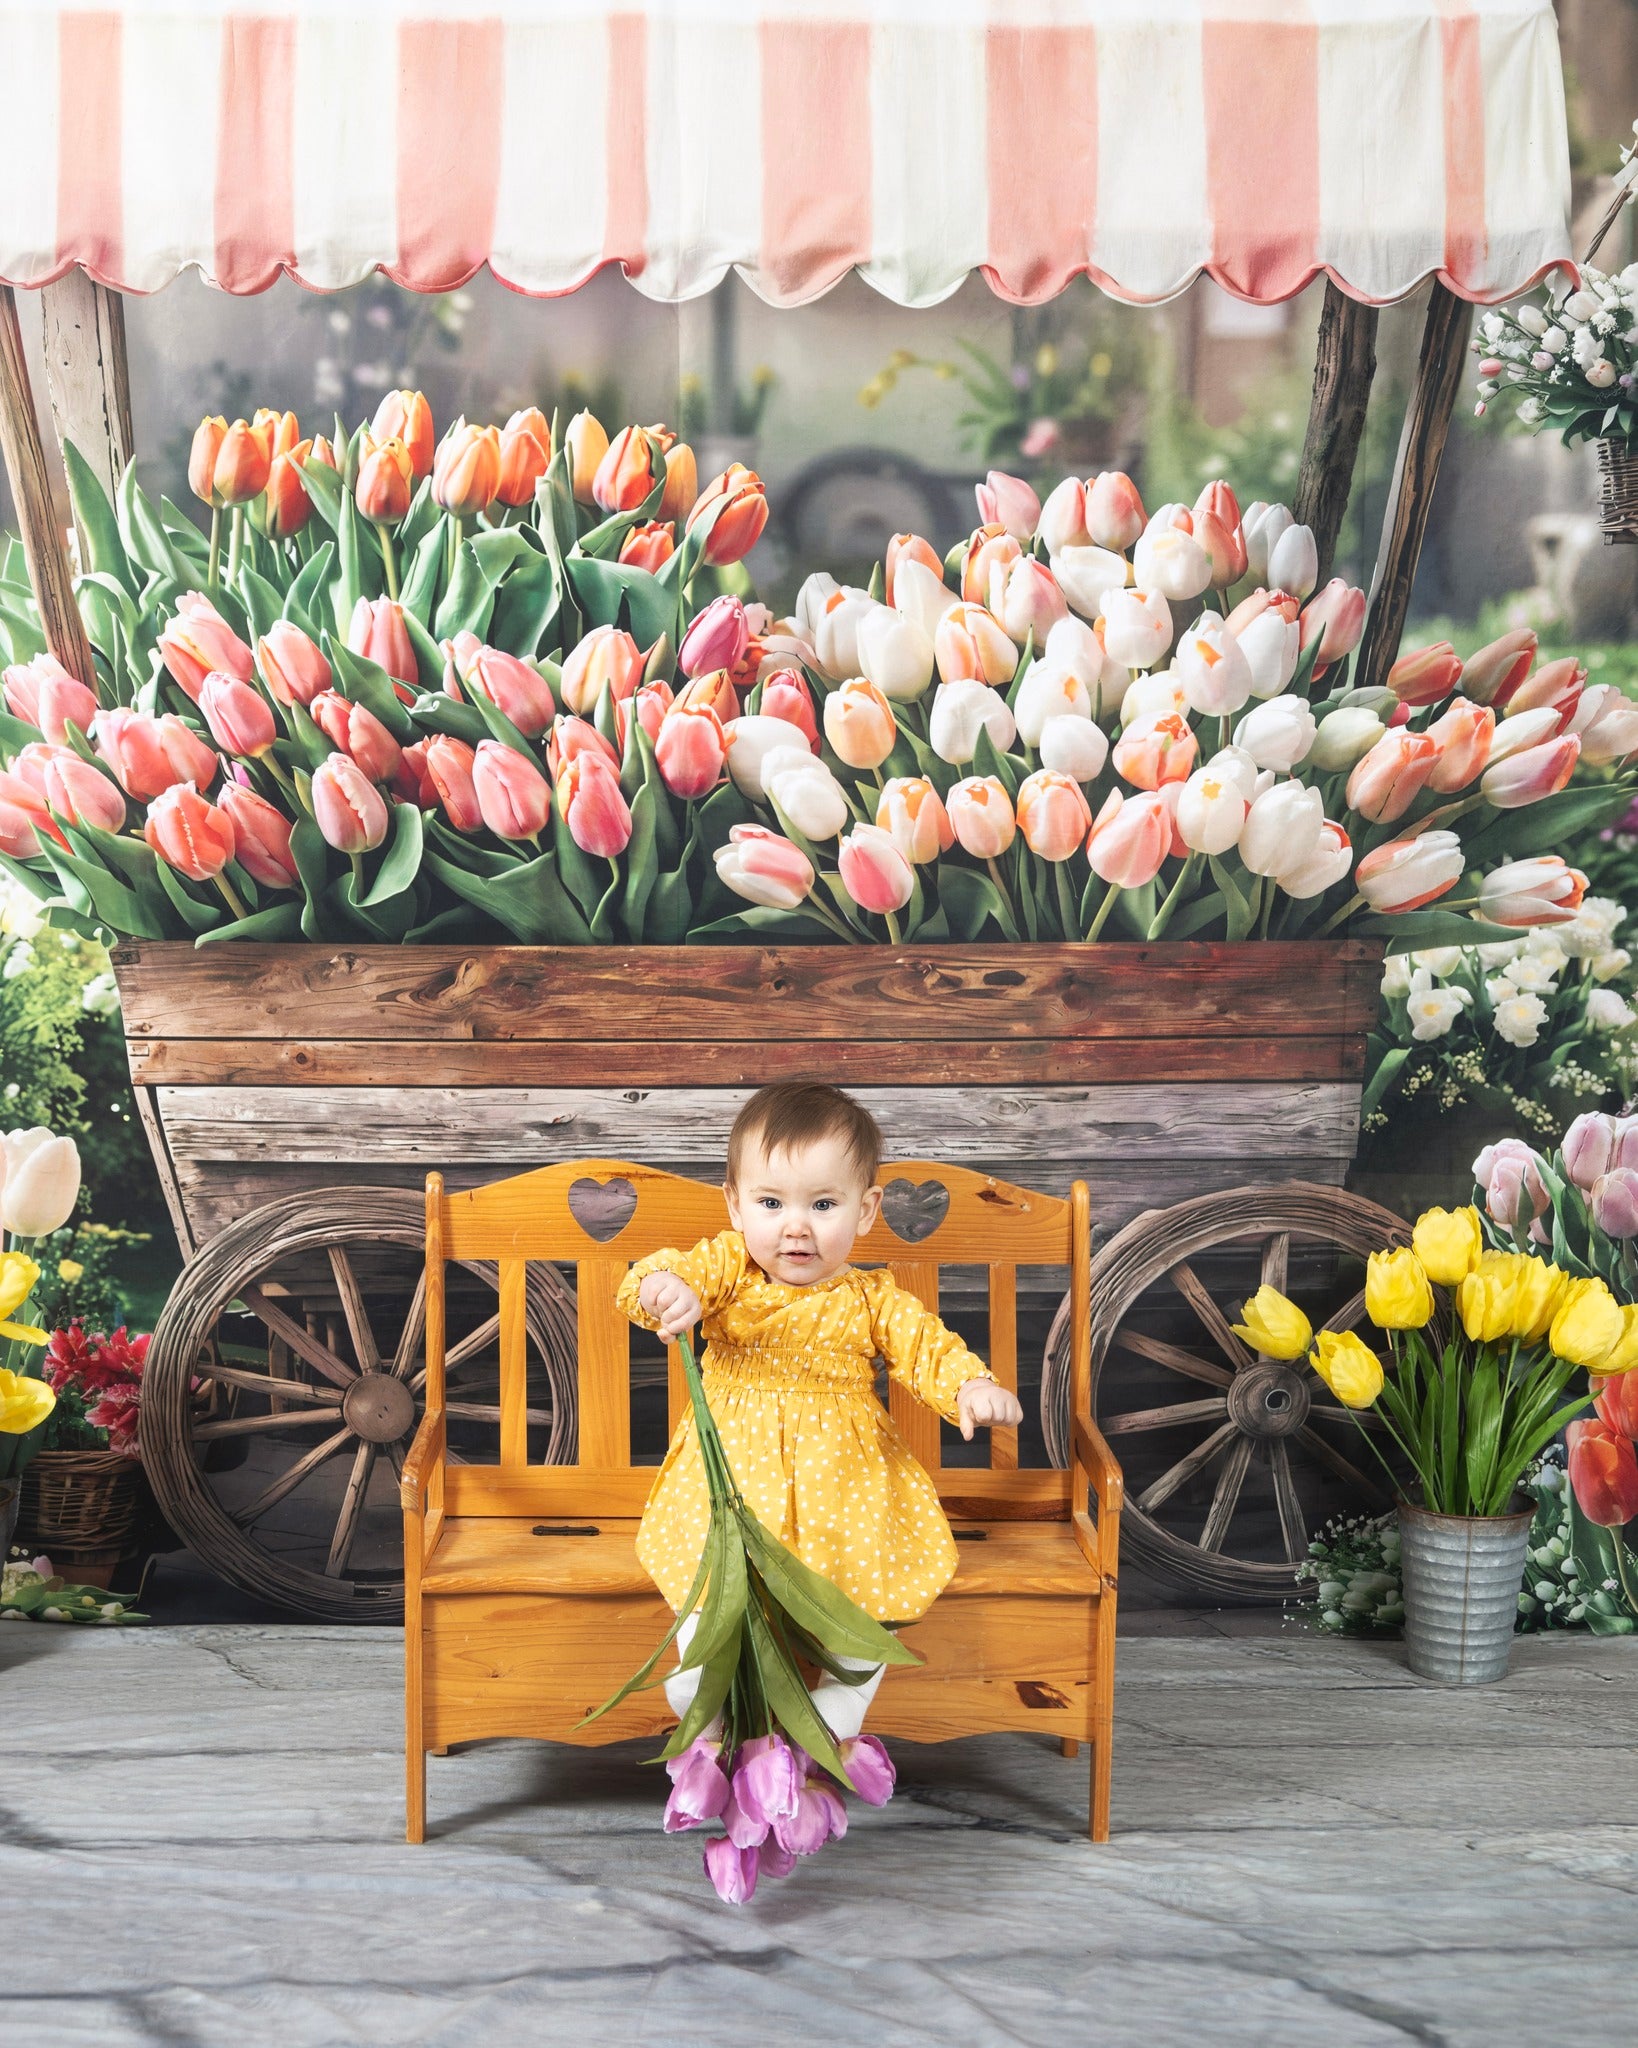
[[1060, 1739, 1079, 1758], [407, 1741, 426, 1845], [405, 1586, 426, 1844], [429, 1744, 450, 1756]]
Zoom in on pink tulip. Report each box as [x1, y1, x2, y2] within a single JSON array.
[[1192, 481, 1246, 585], [655, 703, 729, 798], [348, 596, 419, 696], [559, 625, 644, 717], [934, 602, 1017, 687], [771, 1772, 849, 1857], [1423, 699, 1495, 792], [822, 678, 897, 771], [547, 715, 620, 781], [7, 742, 53, 801], [946, 775, 1017, 858], [1017, 768, 1093, 860], [94, 708, 219, 802], [219, 783, 298, 888], [471, 738, 552, 840], [424, 735, 483, 832], [876, 776, 954, 865], [1086, 788, 1169, 887], [976, 469, 1042, 543], [144, 782, 234, 880], [679, 595, 751, 681], [714, 822, 815, 909], [1087, 471, 1145, 551], [1503, 655, 1584, 731], [1113, 714, 1197, 792], [159, 594, 254, 702], [308, 691, 403, 783], [674, 669, 740, 727], [1480, 734, 1580, 809], [1387, 642, 1462, 708], [1476, 856, 1588, 928], [729, 1735, 802, 1838], [702, 1836, 759, 1904], [393, 739, 438, 809], [884, 532, 945, 608], [1355, 830, 1464, 911], [446, 633, 556, 739], [662, 1736, 730, 1833], [1459, 629, 1537, 707], [994, 556, 1068, 645], [1473, 1136, 1550, 1228], [1591, 1168, 1638, 1239], [837, 1734, 896, 1807], [962, 525, 1023, 606], [1566, 1114, 1623, 1190], [3, 653, 99, 745], [838, 822, 914, 914], [311, 754, 389, 853], [758, 668, 820, 750], [257, 622, 332, 708], [0, 792, 49, 858], [556, 751, 633, 858], [39, 749, 124, 833], [1298, 579, 1366, 674], [616, 682, 673, 758], [1345, 730, 1439, 823], [1036, 476, 1090, 555], [199, 673, 277, 759]]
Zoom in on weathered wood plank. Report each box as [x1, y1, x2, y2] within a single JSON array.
[[110, 942, 1382, 1045], [39, 271, 134, 508], [151, 1082, 1362, 1165], [124, 1031, 1367, 1088], [1294, 281, 1379, 589]]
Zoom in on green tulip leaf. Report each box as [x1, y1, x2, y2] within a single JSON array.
[[360, 801, 424, 907], [327, 640, 417, 741], [195, 900, 304, 943], [63, 442, 136, 598]]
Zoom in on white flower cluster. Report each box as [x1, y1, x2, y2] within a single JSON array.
[[1296, 1514, 1404, 1634], [1474, 265, 1638, 425]]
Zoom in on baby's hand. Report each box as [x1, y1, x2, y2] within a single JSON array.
[[956, 1377, 1024, 1442], [640, 1269, 703, 1343]]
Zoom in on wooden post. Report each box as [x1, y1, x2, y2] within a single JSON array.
[[1352, 282, 1471, 699], [1294, 281, 1379, 588], [39, 270, 134, 507], [0, 284, 97, 685]]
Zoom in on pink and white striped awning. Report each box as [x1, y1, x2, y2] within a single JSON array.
[[0, 0, 1573, 308]]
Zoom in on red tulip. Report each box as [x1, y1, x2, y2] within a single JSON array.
[[188, 416, 228, 507], [432, 422, 502, 518], [615, 682, 673, 758], [495, 409, 552, 508], [199, 674, 277, 759], [219, 783, 298, 888], [371, 390, 435, 480], [1387, 641, 1462, 708], [311, 754, 389, 853], [472, 739, 552, 840], [211, 417, 273, 506], [687, 463, 769, 566], [1594, 1371, 1638, 1438], [618, 521, 676, 572], [673, 669, 739, 727], [447, 634, 556, 739], [655, 703, 728, 798], [348, 597, 418, 696], [1567, 1417, 1638, 1527], [1459, 629, 1537, 708], [159, 594, 254, 702], [1504, 655, 1585, 732], [758, 668, 819, 750], [393, 739, 439, 809], [354, 433, 415, 525], [424, 735, 483, 832], [547, 714, 620, 781], [257, 622, 332, 709], [2, 653, 98, 746], [308, 691, 402, 783], [41, 748, 125, 833], [556, 750, 632, 857], [592, 425, 660, 515], [94, 707, 219, 802], [144, 782, 234, 880]]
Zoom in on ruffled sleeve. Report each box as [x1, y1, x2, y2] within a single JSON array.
[[862, 1269, 992, 1424], [616, 1229, 749, 1333]]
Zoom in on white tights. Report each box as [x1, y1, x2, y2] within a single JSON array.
[[665, 1611, 886, 1741]]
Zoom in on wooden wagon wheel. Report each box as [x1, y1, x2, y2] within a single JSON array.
[[1041, 1183, 1413, 1603], [141, 1188, 579, 1623]]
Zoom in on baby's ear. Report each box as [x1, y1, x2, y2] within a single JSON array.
[[856, 1183, 884, 1235]]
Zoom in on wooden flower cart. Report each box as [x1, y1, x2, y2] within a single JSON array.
[[0, 2, 1577, 1615]]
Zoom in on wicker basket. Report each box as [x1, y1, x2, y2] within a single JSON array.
[[17, 1449, 145, 1573], [1596, 437, 1638, 544]]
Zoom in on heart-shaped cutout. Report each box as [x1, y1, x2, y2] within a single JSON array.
[[568, 1175, 638, 1243], [880, 1178, 950, 1244]]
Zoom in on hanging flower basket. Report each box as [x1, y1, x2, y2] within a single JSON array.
[[1596, 437, 1638, 546], [18, 1448, 144, 1578]]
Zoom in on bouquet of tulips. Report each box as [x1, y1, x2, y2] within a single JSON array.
[[0, 397, 1632, 948], [1233, 1203, 1612, 1520], [584, 1333, 915, 1904]]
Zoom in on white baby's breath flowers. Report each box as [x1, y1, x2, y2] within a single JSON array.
[[1588, 989, 1635, 1031]]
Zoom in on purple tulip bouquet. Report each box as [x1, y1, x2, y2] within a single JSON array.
[[583, 1332, 915, 1903]]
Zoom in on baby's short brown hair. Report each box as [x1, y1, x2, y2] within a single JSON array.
[[726, 1083, 883, 1193]]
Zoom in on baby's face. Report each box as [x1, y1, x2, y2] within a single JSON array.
[[725, 1131, 882, 1286]]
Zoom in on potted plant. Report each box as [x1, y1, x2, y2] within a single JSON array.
[[0, 1255, 54, 1553], [1234, 1203, 1624, 1682], [19, 1319, 149, 1586]]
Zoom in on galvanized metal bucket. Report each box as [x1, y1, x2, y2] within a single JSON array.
[[1398, 1499, 1533, 1685]]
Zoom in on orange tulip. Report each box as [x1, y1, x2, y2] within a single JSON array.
[[618, 520, 676, 572], [1387, 641, 1462, 708], [673, 669, 740, 726], [688, 464, 769, 566], [1346, 730, 1439, 822], [875, 775, 954, 865], [884, 532, 945, 608], [1424, 699, 1495, 792], [822, 678, 897, 771], [592, 425, 660, 515], [961, 524, 1022, 606], [559, 625, 644, 717], [1567, 1417, 1638, 1527], [565, 410, 610, 505], [494, 412, 551, 508], [659, 443, 698, 524], [433, 423, 503, 518], [262, 440, 315, 539], [188, 416, 228, 507], [372, 390, 435, 480], [424, 735, 482, 832], [94, 708, 218, 802], [1017, 768, 1094, 861], [212, 417, 274, 506], [144, 782, 234, 880], [159, 594, 254, 702], [355, 433, 415, 524], [253, 408, 301, 459], [1113, 714, 1197, 792]]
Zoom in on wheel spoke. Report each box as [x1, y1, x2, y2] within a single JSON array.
[[1320, 1288, 1370, 1336], [232, 1426, 353, 1527], [327, 1247, 382, 1375], [200, 1364, 342, 1407], [196, 1408, 345, 1441], [326, 1441, 376, 1577], [1112, 1329, 1233, 1391], [1103, 1397, 1228, 1436], [1307, 1398, 1388, 1434], [1168, 1261, 1255, 1371], [383, 1439, 405, 1482], [391, 1272, 428, 1380], [1138, 1421, 1238, 1513], [1269, 1440, 1308, 1562], [1200, 1435, 1255, 1552], [240, 1288, 355, 1390], [1261, 1232, 1290, 1296], [445, 1400, 552, 1426], [412, 1310, 500, 1393], [1297, 1425, 1390, 1503]]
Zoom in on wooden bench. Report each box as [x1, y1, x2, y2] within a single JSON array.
[[401, 1158, 1123, 1843]]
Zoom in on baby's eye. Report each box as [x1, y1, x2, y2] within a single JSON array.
[[758, 1197, 781, 1211], [813, 1200, 835, 1212]]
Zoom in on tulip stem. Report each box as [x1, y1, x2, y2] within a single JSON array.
[[259, 753, 300, 803], [377, 523, 400, 602], [214, 873, 248, 920], [1084, 878, 1122, 943], [884, 907, 903, 944], [1613, 1535, 1638, 1620], [350, 851, 367, 899], [1316, 891, 1365, 937], [1147, 854, 1201, 940], [801, 890, 857, 944], [226, 508, 245, 588], [1256, 883, 1276, 941], [985, 857, 1022, 939], [207, 505, 223, 589]]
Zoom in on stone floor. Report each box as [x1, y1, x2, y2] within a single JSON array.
[[4, 1623, 1635, 2048]]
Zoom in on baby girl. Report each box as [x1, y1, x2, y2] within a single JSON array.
[[615, 1081, 1023, 1737]]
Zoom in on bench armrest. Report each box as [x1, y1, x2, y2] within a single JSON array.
[[400, 1406, 446, 1516], [1072, 1412, 1124, 1517]]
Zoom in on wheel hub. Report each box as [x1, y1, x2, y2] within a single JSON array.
[[342, 1372, 416, 1443], [1226, 1362, 1310, 1439]]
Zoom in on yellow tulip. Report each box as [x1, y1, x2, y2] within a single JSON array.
[[1411, 1205, 1483, 1288], [0, 1251, 46, 1345], [1600, 1303, 1638, 1376], [0, 1366, 54, 1434], [1458, 1250, 1564, 1345], [1508, 1256, 1568, 1344], [1550, 1276, 1627, 1371], [1365, 1248, 1434, 1330], [1310, 1330, 1385, 1409], [1231, 1285, 1313, 1361]]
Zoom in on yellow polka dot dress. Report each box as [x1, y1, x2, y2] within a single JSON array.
[[616, 1229, 993, 1624]]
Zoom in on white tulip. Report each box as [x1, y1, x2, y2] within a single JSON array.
[[714, 838, 811, 911], [1176, 613, 1255, 717], [1310, 706, 1387, 771], [793, 572, 840, 639], [1239, 781, 1325, 876], [1572, 683, 1638, 764], [1099, 587, 1172, 671], [1231, 606, 1301, 697], [1174, 768, 1248, 856], [1589, 989, 1634, 1030], [1267, 522, 1319, 600], [1489, 706, 1562, 763], [928, 678, 1017, 765], [1050, 545, 1128, 621], [1045, 616, 1121, 717], [1036, 476, 1091, 556], [1204, 744, 1263, 804], [857, 605, 935, 703], [1039, 715, 1109, 783], [1234, 694, 1317, 772], [994, 557, 1069, 646], [1563, 289, 1599, 322], [893, 557, 960, 641], [1133, 526, 1213, 602], [1120, 668, 1189, 731], [813, 587, 879, 681], [1014, 661, 1093, 747], [723, 715, 814, 798], [1, 1129, 80, 1236], [762, 746, 850, 839], [1515, 304, 1548, 336], [1242, 502, 1293, 584], [1540, 325, 1567, 355], [1276, 820, 1353, 899], [1588, 359, 1618, 389]]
